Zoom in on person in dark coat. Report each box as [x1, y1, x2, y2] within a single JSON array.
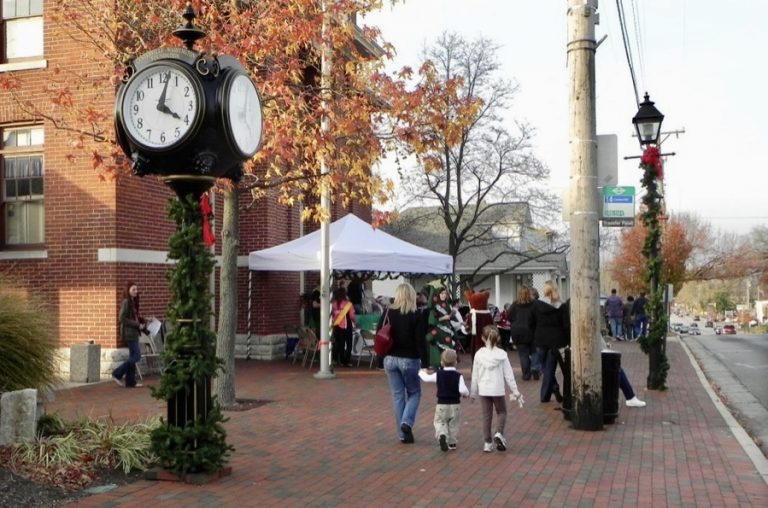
[[530, 281, 568, 403], [112, 281, 145, 388], [508, 286, 537, 380], [379, 283, 429, 444]]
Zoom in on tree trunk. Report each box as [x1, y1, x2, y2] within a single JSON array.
[[214, 188, 238, 408]]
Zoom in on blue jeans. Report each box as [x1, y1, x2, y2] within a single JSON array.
[[634, 315, 648, 337], [609, 318, 623, 338], [112, 339, 141, 387], [619, 368, 635, 400], [384, 355, 422, 440]]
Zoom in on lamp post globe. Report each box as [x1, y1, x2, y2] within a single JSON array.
[[632, 92, 664, 147]]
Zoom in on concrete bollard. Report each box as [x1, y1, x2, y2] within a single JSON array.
[[70, 342, 101, 383]]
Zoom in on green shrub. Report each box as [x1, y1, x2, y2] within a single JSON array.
[[0, 281, 59, 393], [8, 415, 161, 489]]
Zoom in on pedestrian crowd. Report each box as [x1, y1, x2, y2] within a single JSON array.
[[375, 279, 647, 454]]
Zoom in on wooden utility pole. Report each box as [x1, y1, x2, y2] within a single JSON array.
[[566, 0, 602, 430]]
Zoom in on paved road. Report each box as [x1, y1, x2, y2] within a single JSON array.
[[687, 333, 768, 408], [681, 331, 768, 459]]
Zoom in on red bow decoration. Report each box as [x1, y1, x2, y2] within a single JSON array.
[[200, 193, 215, 247], [641, 146, 664, 180]]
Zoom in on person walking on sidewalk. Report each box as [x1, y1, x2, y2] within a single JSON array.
[[508, 286, 537, 380], [623, 295, 636, 342], [112, 281, 145, 388], [419, 349, 469, 451], [531, 281, 568, 403], [632, 292, 649, 338], [380, 283, 428, 444], [470, 325, 523, 453], [605, 289, 625, 340]]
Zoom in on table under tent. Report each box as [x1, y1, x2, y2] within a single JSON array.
[[246, 214, 453, 365]]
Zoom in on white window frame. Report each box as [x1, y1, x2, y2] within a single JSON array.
[[1, 0, 44, 64], [1, 125, 45, 247]]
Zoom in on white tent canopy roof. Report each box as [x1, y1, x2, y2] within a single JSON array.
[[248, 213, 453, 275]]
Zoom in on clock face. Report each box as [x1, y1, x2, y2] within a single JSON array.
[[225, 73, 263, 158], [121, 63, 202, 150]]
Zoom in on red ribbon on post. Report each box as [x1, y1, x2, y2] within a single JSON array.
[[200, 192, 215, 247], [641, 146, 664, 180]]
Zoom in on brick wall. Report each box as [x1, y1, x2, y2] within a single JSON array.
[[1, 3, 373, 360]]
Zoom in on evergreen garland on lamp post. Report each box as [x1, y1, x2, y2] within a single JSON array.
[[150, 194, 233, 476], [637, 146, 669, 390]]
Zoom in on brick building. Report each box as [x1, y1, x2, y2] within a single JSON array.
[[0, 1, 371, 375]]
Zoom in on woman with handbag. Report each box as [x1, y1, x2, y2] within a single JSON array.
[[378, 283, 428, 444]]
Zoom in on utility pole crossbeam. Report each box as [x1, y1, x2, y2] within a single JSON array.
[[566, 0, 603, 430]]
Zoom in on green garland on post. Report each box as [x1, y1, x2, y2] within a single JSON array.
[[150, 194, 233, 475], [637, 147, 670, 390]]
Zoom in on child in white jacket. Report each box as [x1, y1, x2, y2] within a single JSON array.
[[471, 325, 524, 452]]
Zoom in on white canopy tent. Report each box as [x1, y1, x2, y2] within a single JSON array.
[[248, 213, 453, 276]]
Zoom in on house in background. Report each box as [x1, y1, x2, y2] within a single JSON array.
[[379, 204, 569, 306]]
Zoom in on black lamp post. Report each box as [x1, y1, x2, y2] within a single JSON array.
[[633, 92, 669, 390], [632, 92, 664, 147], [113, 4, 262, 477]]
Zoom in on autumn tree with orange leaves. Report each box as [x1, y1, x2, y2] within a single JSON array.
[[608, 217, 693, 296], [0, 0, 407, 407]]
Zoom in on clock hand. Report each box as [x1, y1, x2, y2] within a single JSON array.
[[156, 72, 171, 112], [158, 103, 181, 119]]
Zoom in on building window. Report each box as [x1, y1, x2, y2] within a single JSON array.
[[2, 0, 43, 62], [1, 126, 44, 246]]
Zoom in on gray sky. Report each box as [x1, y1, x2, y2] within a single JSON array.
[[367, 0, 768, 235]]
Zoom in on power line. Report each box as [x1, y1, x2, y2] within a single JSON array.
[[615, 0, 640, 105]]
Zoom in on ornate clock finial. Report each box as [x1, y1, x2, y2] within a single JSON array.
[[173, 2, 206, 51]]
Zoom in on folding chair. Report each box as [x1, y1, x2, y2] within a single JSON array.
[[295, 326, 319, 368], [138, 332, 164, 376], [356, 329, 377, 368]]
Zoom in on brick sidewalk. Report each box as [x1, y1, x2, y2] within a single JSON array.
[[50, 339, 768, 507]]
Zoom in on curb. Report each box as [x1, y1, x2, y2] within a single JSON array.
[[675, 334, 768, 486]]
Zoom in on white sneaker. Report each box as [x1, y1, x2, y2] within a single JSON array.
[[493, 432, 507, 451], [626, 396, 646, 408], [483, 441, 494, 453]]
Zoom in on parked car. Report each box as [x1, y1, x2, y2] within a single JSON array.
[[722, 324, 737, 335], [672, 323, 683, 332], [690, 322, 699, 328], [678, 325, 690, 334], [693, 315, 700, 321], [705, 320, 714, 328], [688, 327, 701, 335], [715, 326, 723, 335]]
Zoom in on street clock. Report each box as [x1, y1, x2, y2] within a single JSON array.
[[114, 5, 263, 194]]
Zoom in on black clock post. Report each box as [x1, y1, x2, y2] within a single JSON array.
[[114, 4, 262, 479]]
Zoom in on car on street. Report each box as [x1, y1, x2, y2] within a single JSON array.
[[693, 315, 700, 321], [715, 326, 723, 335], [678, 325, 690, 334], [688, 327, 701, 335], [705, 320, 714, 328], [722, 324, 737, 335]]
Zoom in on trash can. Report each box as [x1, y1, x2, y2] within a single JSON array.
[[602, 350, 621, 424], [562, 347, 622, 424]]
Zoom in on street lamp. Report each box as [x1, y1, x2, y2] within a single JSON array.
[[632, 92, 664, 147]]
